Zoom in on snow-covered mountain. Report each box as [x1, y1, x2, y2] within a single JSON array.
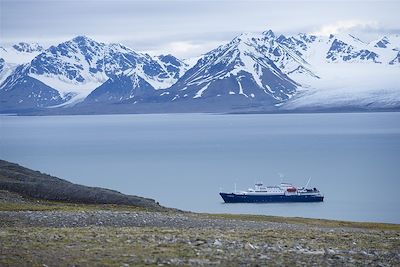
[[84, 72, 158, 104], [12, 42, 44, 53], [84, 52, 188, 104], [0, 42, 44, 65], [0, 64, 65, 110], [276, 33, 400, 110], [0, 31, 399, 113], [166, 31, 303, 104], [163, 30, 399, 110], [0, 42, 45, 85], [0, 36, 188, 109]]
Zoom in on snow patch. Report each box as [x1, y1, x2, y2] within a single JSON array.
[[193, 82, 210, 98]]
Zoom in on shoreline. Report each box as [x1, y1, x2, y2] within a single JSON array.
[[1, 191, 399, 230], [1, 185, 398, 226], [1, 108, 400, 117]]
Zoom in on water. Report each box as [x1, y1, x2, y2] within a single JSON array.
[[1, 113, 399, 223]]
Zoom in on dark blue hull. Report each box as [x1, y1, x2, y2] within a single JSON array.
[[220, 193, 324, 203]]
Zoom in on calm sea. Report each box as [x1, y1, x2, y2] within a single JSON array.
[[1, 113, 399, 223]]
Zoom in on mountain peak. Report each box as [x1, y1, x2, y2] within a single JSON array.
[[298, 33, 317, 43], [158, 54, 185, 65], [374, 36, 390, 48], [71, 35, 98, 45], [108, 42, 136, 54], [232, 32, 256, 42], [262, 29, 275, 38], [12, 42, 44, 53]]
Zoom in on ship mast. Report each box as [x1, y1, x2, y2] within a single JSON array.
[[304, 177, 311, 188]]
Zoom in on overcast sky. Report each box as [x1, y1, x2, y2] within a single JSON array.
[[1, 0, 399, 58]]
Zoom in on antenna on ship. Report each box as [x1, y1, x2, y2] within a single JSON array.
[[304, 177, 311, 188], [234, 183, 237, 194]]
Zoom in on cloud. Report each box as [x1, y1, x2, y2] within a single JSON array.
[[311, 20, 379, 36], [3, 1, 400, 58], [144, 40, 226, 59], [167, 42, 203, 56]]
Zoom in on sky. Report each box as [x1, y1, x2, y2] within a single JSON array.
[[1, 0, 399, 58]]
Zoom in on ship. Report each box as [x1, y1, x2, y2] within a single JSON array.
[[219, 179, 324, 203]]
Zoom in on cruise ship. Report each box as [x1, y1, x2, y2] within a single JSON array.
[[219, 181, 324, 203]]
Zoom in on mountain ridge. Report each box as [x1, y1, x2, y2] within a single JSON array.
[[1, 30, 399, 114]]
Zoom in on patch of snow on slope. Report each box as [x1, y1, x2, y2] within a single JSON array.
[[29, 73, 104, 103], [0, 63, 14, 86], [123, 66, 173, 90], [237, 78, 248, 97], [0, 46, 43, 65], [236, 42, 264, 88], [193, 82, 210, 98]]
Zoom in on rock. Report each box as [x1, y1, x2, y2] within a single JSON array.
[[245, 242, 256, 250], [213, 239, 222, 246], [194, 238, 207, 246]]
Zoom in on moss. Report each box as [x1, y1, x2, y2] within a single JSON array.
[[201, 213, 400, 231], [1, 191, 399, 265], [1, 226, 398, 266]]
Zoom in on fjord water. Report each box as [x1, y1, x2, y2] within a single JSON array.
[[1, 113, 399, 223]]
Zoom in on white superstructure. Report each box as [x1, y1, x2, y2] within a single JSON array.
[[232, 181, 323, 197]]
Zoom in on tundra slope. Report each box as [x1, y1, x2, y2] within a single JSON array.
[[0, 159, 165, 210]]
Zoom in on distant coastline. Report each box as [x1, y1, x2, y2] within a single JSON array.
[[1, 105, 399, 116]]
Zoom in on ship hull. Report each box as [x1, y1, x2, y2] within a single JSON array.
[[220, 193, 324, 203]]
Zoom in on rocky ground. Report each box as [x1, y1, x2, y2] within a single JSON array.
[[0, 190, 399, 266]]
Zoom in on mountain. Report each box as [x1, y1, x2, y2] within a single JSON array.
[[277, 33, 400, 111], [156, 54, 188, 79], [373, 35, 400, 50], [0, 42, 45, 85], [12, 42, 44, 53], [84, 72, 158, 104], [27, 36, 186, 102], [0, 31, 399, 114], [161, 30, 399, 111], [325, 34, 380, 63], [0, 65, 64, 111], [0, 36, 188, 110], [0, 42, 44, 65], [83, 53, 188, 104], [389, 51, 400, 65], [165, 31, 299, 106]]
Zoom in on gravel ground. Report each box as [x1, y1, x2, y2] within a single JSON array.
[[0, 191, 399, 266], [0, 210, 328, 230], [1, 210, 400, 266]]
